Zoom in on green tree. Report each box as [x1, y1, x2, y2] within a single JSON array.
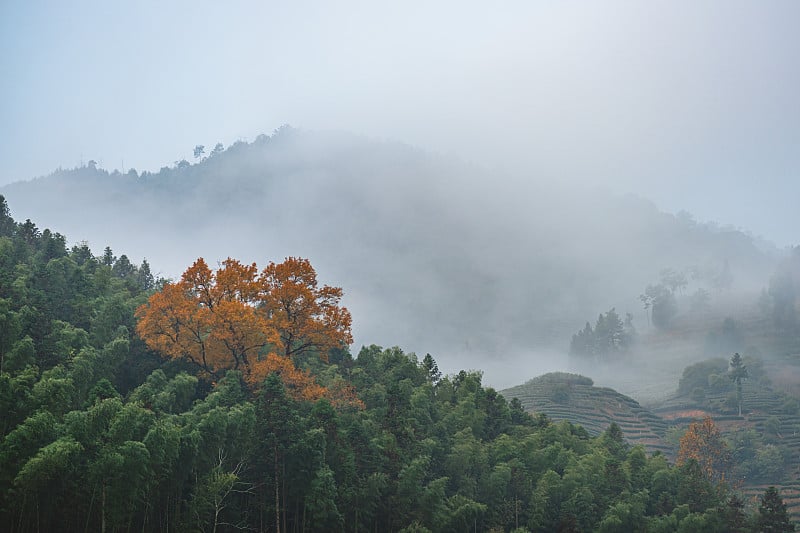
[[191, 450, 253, 533], [601, 422, 629, 460], [569, 322, 594, 357], [646, 283, 677, 329], [13, 436, 84, 529], [0, 196, 14, 237], [0, 299, 22, 373], [305, 465, 344, 530], [256, 373, 300, 533], [757, 486, 795, 532], [728, 352, 748, 416], [101, 246, 115, 267], [138, 258, 154, 290], [720, 493, 748, 533], [111, 254, 135, 279], [421, 353, 441, 385], [569, 308, 630, 359]]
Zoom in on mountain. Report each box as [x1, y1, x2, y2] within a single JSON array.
[[1, 127, 780, 386]]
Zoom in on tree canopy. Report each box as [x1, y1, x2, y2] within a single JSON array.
[[0, 196, 794, 532], [135, 256, 352, 396]]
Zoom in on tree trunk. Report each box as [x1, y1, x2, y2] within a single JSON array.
[[294, 496, 300, 533], [101, 482, 107, 533], [275, 444, 280, 533], [84, 486, 96, 533], [738, 382, 743, 417], [18, 492, 27, 533], [282, 462, 287, 533]]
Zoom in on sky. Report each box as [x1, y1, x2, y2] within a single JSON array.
[[1, 1, 799, 246]]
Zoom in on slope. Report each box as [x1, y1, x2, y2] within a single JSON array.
[[0, 127, 779, 385], [501, 372, 671, 456]]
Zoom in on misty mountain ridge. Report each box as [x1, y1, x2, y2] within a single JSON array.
[[1, 126, 782, 387]]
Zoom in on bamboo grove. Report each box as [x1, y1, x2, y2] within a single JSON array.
[[0, 195, 793, 532]]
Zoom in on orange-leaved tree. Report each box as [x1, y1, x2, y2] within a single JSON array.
[[135, 257, 352, 399], [260, 257, 353, 360], [677, 416, 732, 485]]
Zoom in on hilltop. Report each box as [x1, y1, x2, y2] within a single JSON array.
[[0, 127, 781, 384], [501, 372, 671, 456]]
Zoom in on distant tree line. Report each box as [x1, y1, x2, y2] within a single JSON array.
[[569, 308, 636, 360]]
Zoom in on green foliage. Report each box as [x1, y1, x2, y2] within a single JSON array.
[[678, 358, 728, 395], [526, 372, 594, 387], [14, 436, 83, 492], [0, 204, 784, 532], [569, 308, 634, 359], [642, 283, 678, 329], [729, 352, 748, 415], [754, 445, 786, 482], [758, 487, 795, 533], [5, 336, 34, 373]]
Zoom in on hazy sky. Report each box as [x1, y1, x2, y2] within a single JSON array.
[[1, 1, 798, 246]]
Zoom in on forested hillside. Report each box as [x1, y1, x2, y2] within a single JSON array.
[[0, 128, 780, 382], [1, 195, 794, 532]]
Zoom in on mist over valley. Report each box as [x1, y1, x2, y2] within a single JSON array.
[[0, 127, 785, 390]]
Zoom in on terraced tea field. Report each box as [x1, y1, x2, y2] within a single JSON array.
[[501, 373, 671, 455]]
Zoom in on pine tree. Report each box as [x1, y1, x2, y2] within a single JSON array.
[[137, 259, 154, 291], [102, 246, 115, 267], [421, 353, 441, 385], [729, 352, 748, 416], [757, 486, 795, 532]]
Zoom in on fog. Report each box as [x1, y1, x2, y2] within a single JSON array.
[[0, 129, 782, 391], [1, 2, 798, 390], [2, 1, 800, 243]]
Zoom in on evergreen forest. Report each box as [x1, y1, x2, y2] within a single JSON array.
[[0, 194, 795, 532]]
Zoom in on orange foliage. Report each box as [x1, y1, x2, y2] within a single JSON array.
[[136, 258, 279, 377], [136, 257, 353, 399], [677, 416, 732, 485], [260, 257, 353, 361], [324, 379, 366, 411], [247, 353, 326, 401]]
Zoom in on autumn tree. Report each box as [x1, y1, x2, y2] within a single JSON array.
[[677, 417, 732, 487], [260, 257, 353, 361], [136, 258, 278, 378], [136, 257, 352, 397]]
